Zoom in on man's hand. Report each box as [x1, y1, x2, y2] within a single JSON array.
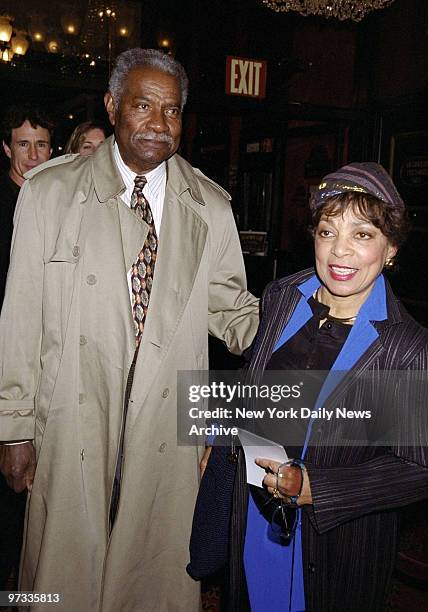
[[0, 442, 36, 492], [200, 446, 212, 479]]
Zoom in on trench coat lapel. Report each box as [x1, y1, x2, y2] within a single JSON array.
[[91, 137, 149, 355], [116, 204, 149, 277], [130, 155, 208, 411], [92, 136, 149, 274]]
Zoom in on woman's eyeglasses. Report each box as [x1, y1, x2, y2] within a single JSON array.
[[250, 486, 298, 541]]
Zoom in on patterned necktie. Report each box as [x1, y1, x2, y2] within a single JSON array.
[[130, 175, 158, 346]]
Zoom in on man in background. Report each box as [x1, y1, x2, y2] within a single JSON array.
[[0, 105, 54, 590], [0, 106, 54, 304]]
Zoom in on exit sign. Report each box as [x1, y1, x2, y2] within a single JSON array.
[[225, 56, 267, 99]]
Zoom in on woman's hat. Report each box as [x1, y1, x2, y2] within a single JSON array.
[[310, 162, 404, 212]]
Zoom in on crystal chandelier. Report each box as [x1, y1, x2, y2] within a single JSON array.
[[261, 0, 396, 22]]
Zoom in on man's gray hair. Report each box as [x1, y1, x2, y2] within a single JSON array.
[[108, 48, 189, 109]]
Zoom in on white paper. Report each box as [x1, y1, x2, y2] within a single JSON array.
[[237, 428, 288, 488]]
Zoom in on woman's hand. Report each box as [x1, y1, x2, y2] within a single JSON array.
[[255, 457, 312, 506]]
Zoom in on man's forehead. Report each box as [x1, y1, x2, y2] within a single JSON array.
[[124, 66, 181, 94], [12, 121, 51, 140]]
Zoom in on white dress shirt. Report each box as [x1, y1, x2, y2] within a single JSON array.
[[113, 142, 167, 303], [113, 141, 166, 236]]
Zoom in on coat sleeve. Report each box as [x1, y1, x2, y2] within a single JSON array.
[[0, 180, 43, 441], [207, 203, 260, 355], [305, 453, 428, 534], [305, 347, 428, 534]]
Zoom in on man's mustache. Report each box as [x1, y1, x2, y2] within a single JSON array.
[[133, 132, 174, 145]]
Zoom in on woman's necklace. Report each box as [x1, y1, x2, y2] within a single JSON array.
[[315, 289, 358, 324]]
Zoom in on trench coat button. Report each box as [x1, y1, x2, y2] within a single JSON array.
[[79, 335, 87, 346], [86, 274, 97, 285], [80, 449, 85, 461], [308, 562, 315, 573], [158, 442, 167, 453], [79, 393, 85, 404], [162, 388, 169, 398], [72, 245, 80, 257]]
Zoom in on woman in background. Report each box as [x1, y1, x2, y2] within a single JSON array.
[[65, 121, 107, 155]]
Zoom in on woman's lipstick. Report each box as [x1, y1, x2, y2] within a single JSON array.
[[328, 264, 358, 281]]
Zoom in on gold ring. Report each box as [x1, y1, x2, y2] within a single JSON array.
[[272, 487, 281, 498]]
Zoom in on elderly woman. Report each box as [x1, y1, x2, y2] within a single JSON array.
[[188, 162, 428, 611], [65, 121, 107, 155]]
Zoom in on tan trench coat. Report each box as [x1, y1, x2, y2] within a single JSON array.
[[0, 137, 259, 611]]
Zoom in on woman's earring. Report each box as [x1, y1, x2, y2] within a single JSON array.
[[384, 258, 394, 268]]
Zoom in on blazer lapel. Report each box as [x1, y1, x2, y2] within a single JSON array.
[[320, 339, 386, 419], [302, 275, 389, 455], [273, 275, 320, 352]]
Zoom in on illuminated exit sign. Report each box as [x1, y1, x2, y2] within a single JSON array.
[[225, 56, 267, 99]]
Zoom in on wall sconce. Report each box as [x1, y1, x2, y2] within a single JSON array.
[[159, 37, 171, 49], [1, 47, 13, 62], [11, 30, 30, 56], [45, 34, 61, 54], [117, 25, 131, 38], [115, 6, 133, 38], [60, 13, 82, 37], [158, 35, 175, 56], [0, 14, 13, 62], [0, 15, 30, 59], [0, 15, 13, 43], [28, 15, 47, 43]]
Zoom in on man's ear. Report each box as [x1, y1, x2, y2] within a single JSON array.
[[3, 140, 11, 160], [104, 92, 117, 126]]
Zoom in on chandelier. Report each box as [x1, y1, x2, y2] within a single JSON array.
[[261, 0, 396, 21]]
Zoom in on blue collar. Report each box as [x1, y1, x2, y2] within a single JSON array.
[[297, 273, 387, 322], [274, 273, 387, 353]]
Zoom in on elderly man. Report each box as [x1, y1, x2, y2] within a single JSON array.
[[0, 49, 258, 610]]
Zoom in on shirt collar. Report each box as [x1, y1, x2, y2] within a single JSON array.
[[297, 273, 387, 323], [113, 141, 166, 190]]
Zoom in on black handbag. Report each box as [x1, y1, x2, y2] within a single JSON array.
[[187, 444, 238, 580]]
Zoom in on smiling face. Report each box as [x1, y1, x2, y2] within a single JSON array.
[[3, 120, 52, 186], [315, 206, 397, 313], [79, 128, 106, 156], [104, 66, 182, 174]]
